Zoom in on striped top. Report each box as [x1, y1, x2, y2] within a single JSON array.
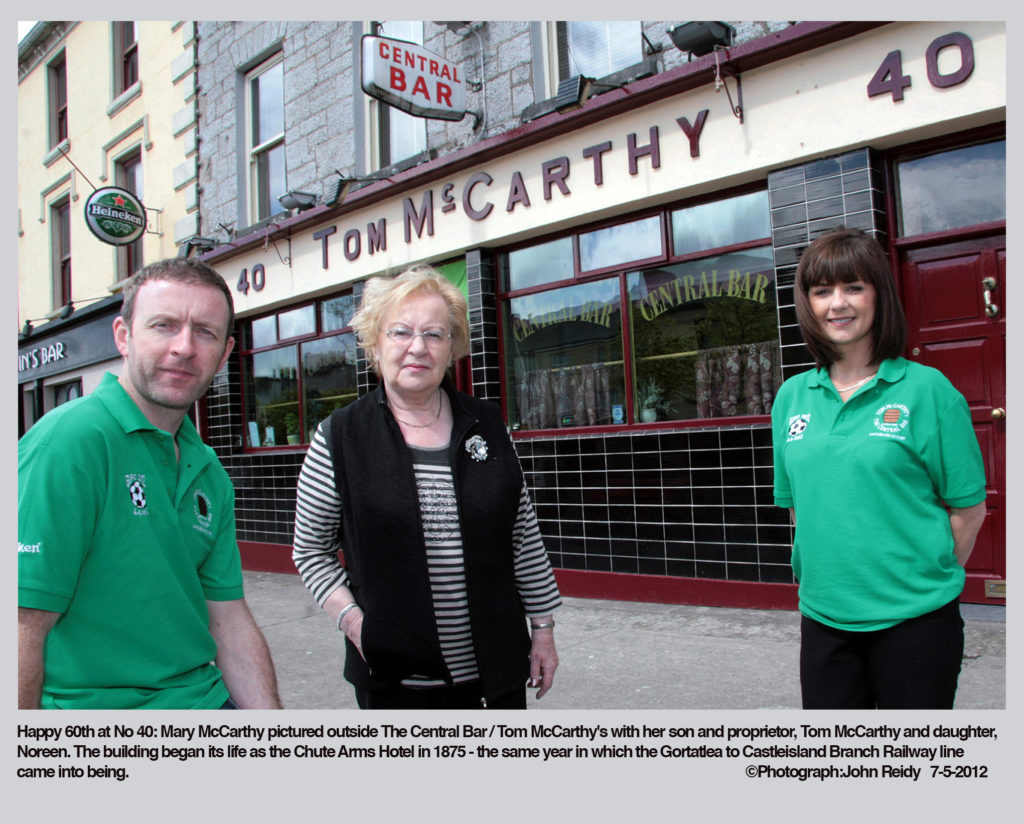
[[293, 424, 562, 687]]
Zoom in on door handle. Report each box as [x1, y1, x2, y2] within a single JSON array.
[[982, 277, 999, 318], [992, 407, 1006, 420]]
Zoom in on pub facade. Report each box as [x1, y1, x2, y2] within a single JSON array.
[[195, 21, 1006, 607]]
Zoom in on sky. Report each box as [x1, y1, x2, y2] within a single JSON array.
[[18, 21, 36, 43]]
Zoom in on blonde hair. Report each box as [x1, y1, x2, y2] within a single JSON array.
[[352, 266, 470, 375]]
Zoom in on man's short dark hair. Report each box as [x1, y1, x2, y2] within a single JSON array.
[[794, 227, 907, 369], [120, 258, 235, 336]]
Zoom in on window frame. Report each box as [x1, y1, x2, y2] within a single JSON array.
[[51, 197, 72, 309], [498, 184, 775, 436], [112, 21, 139, 98], [239, 292, 359, 451], [246, 53, 286, 223], [48, 52, 68, 149], [115, 148, 144, 280], [370, 20, 428, 169], [547, 20, 644, 96]]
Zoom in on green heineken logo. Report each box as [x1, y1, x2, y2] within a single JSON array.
[[84, 186, 147, 246]]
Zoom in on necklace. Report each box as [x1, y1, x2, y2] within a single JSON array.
[[389, 390, 442, 428], [832, 372, 877, 393]]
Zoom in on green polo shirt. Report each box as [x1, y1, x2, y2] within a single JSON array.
[[772, 358, 986, 631], [18, 372, 243, 709]]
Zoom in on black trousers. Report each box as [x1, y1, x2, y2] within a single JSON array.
[[800, 598, 964, 709], [355, 681, 527, 710]]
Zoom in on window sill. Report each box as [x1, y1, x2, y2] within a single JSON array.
[[521, 56, 661, 123], [43, 138, 70, 168], [107, 81, 143, 118]]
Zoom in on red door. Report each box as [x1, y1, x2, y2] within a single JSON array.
[[899, 234, 1006, 604]]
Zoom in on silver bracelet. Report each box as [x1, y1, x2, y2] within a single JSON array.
[[531, 620, 555, 631], [336, 602, 360, 631]]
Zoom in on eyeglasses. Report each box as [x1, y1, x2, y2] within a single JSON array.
[[385, 326, 452, 347]]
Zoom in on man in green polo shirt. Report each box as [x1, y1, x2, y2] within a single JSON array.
[[18, 258, 282, 709]]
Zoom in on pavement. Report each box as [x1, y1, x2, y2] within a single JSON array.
[[242, 569, 1006, 711]]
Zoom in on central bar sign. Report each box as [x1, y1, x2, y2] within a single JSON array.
[[361, 35, 467, 121]]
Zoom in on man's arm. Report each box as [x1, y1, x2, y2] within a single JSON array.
[[18, 608, 59, 709], [207, 599, 282, 709]]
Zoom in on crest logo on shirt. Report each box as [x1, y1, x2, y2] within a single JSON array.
[[787, 414, 811, 441], [125, 474, 148, 515], [873, 403, 910, 436], [193, 489, 213, 534]]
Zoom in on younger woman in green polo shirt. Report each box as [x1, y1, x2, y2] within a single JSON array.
[[772, 227, 987, 709]]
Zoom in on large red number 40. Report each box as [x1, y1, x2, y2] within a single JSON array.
[[867, 32, 974, 102]]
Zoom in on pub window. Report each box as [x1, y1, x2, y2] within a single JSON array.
[[51, 198, 72, 308], [503, 277, 626, 430], [372, 20, 428, 168], [115, 149, 143, 279], [48, 52, 68, 148], [552, 21, 642, 90], [241, 294, 358, 448], [112, 21, 139, 98], [53, 379, 82, 408], [895, 139, 1005, 237], [500, 189, 779, 431], [246, 54, 286, 222]]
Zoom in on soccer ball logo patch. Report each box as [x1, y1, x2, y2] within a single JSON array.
[[125, 474, 148, 514], [787, 414, 810, 440]]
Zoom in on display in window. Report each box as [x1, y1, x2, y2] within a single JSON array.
[[628, 246, 781, 421], [503, 278, 625, 430]]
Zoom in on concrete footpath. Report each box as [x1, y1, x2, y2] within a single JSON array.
[[242, 569, 1006, 711]]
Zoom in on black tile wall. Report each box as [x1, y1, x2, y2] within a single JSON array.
[[514, 426, 794, 585], [768, 147, 888, 383]]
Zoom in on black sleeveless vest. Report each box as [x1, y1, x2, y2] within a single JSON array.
[[326, 382, 531, 701]]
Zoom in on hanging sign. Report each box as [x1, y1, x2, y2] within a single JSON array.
[[83, 186, 147, 246], [361, 34, 467, 121]]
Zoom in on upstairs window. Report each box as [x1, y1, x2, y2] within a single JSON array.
[[52, 198, 72, 308], [247, 55, 286, 222], [554, 21, 642, 87], [115, 150, 144, 279], [373, 20, 427, 167], [112, 21, 139, 97], [48, 53, 68, 148]]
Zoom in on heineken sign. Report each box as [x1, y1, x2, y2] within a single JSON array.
[[84, 186, 147, 246]]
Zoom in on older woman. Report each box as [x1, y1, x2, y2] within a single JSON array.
[[293, 266, 561, 709], [772, 227, 987, 709]]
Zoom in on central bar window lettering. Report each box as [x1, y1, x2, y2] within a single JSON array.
[[501, 189, 778, 430]]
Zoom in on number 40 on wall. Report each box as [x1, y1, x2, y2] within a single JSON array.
[[867, 31, 975, 102]]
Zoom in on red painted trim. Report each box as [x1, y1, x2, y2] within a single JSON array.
[[241, 543, 996, 608], [963, 573, 1005, 607], [239, 541, 298, 574], [553, 568, 798, 610]]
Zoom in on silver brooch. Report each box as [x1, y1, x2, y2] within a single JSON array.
[[465, 435, 488, 462]]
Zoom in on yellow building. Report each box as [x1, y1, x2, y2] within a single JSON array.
[[17, 21, 200, 430]]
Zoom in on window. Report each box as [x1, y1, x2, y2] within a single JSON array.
[[247, 55, 286, 222], [374, 21, 427, 167], [53, 380, 82, 408], [895, 140, 1005, 237], [241, 294, 358, 448], [48, 53, 68, 148], [501, 190, 778, 431], [52, 199, 72, 307], [554, 21, 642, 87], [112, 22, 139, 97], [116, 150, 143, 279]]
